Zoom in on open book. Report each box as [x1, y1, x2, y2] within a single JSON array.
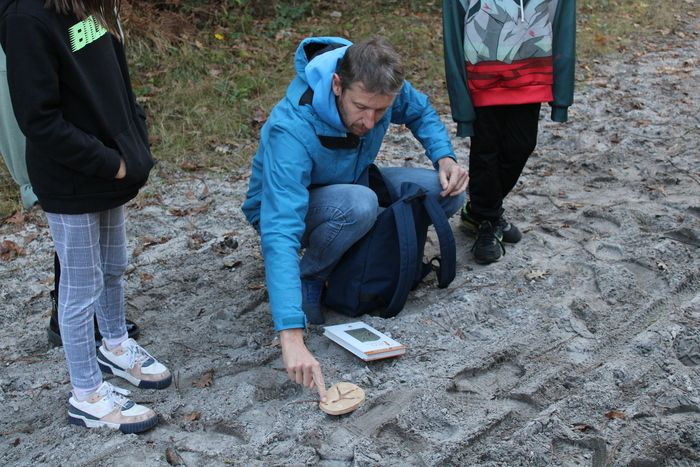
[[323, 321, 406, 361]]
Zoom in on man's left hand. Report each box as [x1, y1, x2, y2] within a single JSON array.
[[438, 157, 469, 197]]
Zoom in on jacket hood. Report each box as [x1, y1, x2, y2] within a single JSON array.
[[294, 36, 352, 132]]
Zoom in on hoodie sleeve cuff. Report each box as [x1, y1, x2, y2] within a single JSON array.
[[551, 106, 569, 123], [456, 122, 474, 137], [274, 313, 307, 332]]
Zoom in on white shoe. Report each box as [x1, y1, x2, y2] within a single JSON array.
[[97, 338, 172, 389], [68, 382, 158, 433]]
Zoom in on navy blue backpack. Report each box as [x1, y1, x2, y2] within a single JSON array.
[[323, 165, 456, 318]]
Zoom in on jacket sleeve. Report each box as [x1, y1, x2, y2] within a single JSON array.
[[442, 0, 474, 137], [390, 81, 456, 168], [2, 14, 122, 179], [260, 126, 313, 331], [551, 0, 576, 122]]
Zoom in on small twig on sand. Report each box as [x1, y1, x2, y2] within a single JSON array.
[[285, 399, 320, 406]]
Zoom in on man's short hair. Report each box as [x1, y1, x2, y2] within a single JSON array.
[[338, 37, 405, 95]]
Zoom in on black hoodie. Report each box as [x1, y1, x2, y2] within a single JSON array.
[[0, 0, 153, 214]]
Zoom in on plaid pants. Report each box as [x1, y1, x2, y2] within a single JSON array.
[[46, 206, 129, 390]]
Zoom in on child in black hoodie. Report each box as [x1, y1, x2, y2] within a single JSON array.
[[0, 0, 170, 433]]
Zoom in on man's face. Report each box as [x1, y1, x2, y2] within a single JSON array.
[[332, 74, 395, 137]]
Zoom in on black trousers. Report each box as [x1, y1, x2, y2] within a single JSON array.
[[468, 103, 541, 221]]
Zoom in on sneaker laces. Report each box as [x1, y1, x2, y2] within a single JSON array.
[[97, 382, 132, 410], [123, 340, 156, 369], [472, 220, 505, 253]]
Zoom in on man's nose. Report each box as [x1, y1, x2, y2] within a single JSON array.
[[363, 110, 376, 129]]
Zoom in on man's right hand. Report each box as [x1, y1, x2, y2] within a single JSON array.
[[280, 328, 327, 402]]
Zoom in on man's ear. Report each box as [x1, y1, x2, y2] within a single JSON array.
[[331, 73, 342, 97]]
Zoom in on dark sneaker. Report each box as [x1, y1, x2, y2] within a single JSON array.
[[498, 217, 522, 244], [68, 382, 158, 433], [461, 203, 521, 244], [471, 220, 506, 265], [301, 278, 325, 325], [97, 338, 172, 390], [48, 290, 140, 347]]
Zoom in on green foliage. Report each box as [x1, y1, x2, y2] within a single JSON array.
[[267, 1, 311, 34]]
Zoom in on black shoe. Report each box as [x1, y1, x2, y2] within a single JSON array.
[[47, 290, 140, 347], [498, 217, 522, 244], [461, 203, 522, 244], [471, 220, 506, 265]]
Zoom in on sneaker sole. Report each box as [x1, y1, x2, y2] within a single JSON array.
[[69, 412, 158, 434], [97, 356, 172, 390], [473, 253, 503, 265]]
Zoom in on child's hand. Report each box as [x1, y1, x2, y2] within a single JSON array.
[[115, 159, 127, 179]]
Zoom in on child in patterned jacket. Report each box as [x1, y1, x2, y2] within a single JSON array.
[[442, 0, 576, 264]]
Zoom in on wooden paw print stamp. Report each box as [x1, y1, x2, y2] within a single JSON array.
[[319, 382, 365, 415]]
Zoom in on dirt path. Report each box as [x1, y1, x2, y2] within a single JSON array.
[[1, 16, 699, 467]]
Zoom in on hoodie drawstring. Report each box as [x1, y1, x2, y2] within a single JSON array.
[[519, 0, 525, 22]]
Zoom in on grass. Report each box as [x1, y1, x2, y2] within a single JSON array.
[[1, 0, 698, 218]]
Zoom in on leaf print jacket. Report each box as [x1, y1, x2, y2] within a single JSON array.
[[442, 0, 576, 136]]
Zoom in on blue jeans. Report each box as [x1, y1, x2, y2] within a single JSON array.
[[300, 167, 465, 280], [46, 206, 129, 391]]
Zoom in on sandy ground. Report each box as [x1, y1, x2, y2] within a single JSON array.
[[1, 16, 699, 467]]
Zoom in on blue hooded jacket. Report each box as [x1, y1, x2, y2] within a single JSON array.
[[242, 37, 456, 331]]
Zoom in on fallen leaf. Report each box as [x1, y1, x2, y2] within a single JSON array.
[[525, 269, 549, 281], [246, 283, 266, 290], [188, 232, 207, 249], [605, 410, 625, 420], [133, 235, 171, 257], [169, 201, 213, 217], [572, 424, 593, 432], [4, 211, 25, 225], [165, 446, 185, 466], [0, 240, 25, 261], [180, 161, 201, 172], [23, 233, 39, 244], [183, 411, 201, 422], [193, 369, 215, 388], [594, 33, 608, 46]]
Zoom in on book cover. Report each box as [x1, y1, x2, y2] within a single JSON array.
[[323, 321, 406, 361]]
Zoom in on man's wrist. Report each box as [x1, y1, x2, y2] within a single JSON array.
[[280, 328, 305, 345], [438, 156, 456, 166]]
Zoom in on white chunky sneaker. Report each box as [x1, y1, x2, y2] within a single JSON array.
[[97, 338, 172, 389], [68, 382, 158, 433]]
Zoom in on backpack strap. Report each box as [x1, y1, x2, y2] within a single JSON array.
[[421, 194, 456, 288], [382, 192, 419, 317]]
